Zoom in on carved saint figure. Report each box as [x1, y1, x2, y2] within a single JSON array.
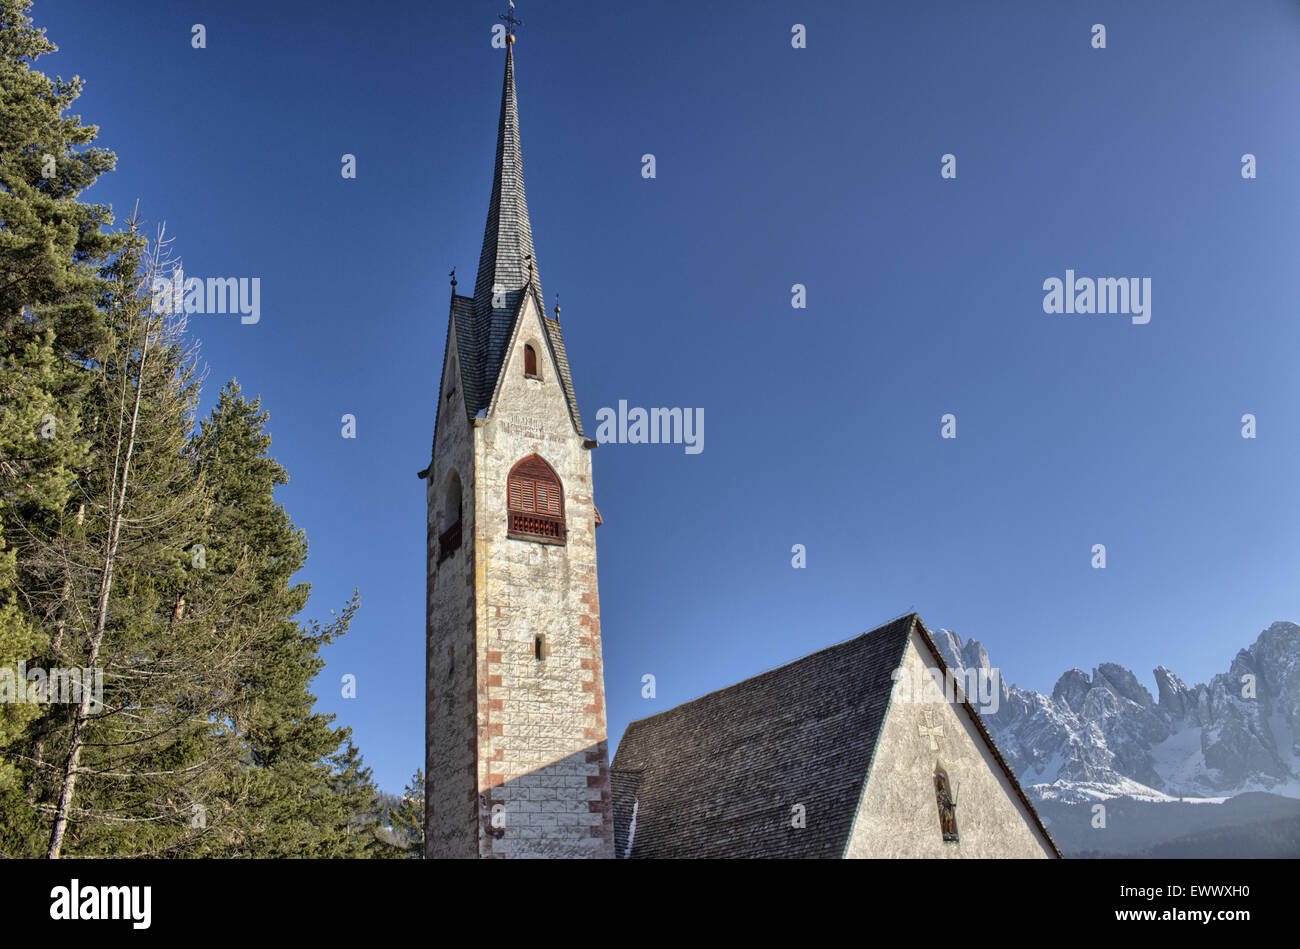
[[934, 766, 959, 843]]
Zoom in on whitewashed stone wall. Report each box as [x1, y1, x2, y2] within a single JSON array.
[[426, 334, 480, 858], [844, 629, 1057, 858]]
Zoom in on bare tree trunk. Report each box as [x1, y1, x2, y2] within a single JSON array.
[[46, 294, 155, 859], [28, 572, 74, 797]]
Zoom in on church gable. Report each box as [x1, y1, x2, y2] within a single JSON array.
[[437, 287, 582, 437], [845, 624, 1060, 858], [610, 614, 1061, 859], [425, 312, 474, 528], [438, 317, 466, 429], [430, 292, 483, 428], [483, 290, 583, 436], [425, 312, 473, 522]]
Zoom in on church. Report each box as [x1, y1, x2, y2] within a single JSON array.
[[420, 26, 1061, 860]]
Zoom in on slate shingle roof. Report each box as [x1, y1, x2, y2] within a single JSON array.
[[473, 43, 538, 385], [443, 42, 582, 434], [611, 616, 916, 859], [449, 293, 481, 409], [610, 614, 1062, 859]]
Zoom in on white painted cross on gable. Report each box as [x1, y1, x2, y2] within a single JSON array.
[[919, 708, 944, 752]]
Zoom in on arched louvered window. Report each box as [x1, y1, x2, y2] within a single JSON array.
[[507, 454, 565, 544], [934, 766, 959, 843], [523, 343, 539, 378]]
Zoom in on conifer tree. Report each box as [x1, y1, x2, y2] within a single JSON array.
[[388, 768, 426, 857], [0, 1, 383, 857], [7, 284, 376, 858], [0, 0, 122, 351], [188, 383, 367, 857], [0, 0, 119, 850], [329, 737, 390, 858], [29, 230, 235, 858], [0, 323, 92, 858]]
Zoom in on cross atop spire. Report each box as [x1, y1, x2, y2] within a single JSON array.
[[499, 1, 522, 42]]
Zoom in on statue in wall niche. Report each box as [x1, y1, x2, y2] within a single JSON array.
[[934, 766, 959, 843]]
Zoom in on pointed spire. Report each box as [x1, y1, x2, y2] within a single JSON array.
[[453, 17, 584, 436], [472, 37, 541, 375]]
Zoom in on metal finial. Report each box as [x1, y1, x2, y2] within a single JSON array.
[[499, 1, 523, 43], [449, 266, 457, 289], [553, 293, 561, 319]]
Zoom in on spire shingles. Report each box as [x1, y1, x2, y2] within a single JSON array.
[[472, 43, 541, 385], [452, 41, 583, 435]]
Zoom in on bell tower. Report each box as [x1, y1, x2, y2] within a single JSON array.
[[420, 23, 615, 859]]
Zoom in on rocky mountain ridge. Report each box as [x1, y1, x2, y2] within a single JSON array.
[[931, 621, 1300, 805]]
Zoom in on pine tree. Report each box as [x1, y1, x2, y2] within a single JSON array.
[[0, 0, 119, 851], [0, 524, 42, 792], [4, 264, 376, 858], [0, 1, 382, 857], [188, 383, 367, 857], [329, 736, 391, 858], [28, 230, 247, 858], [0, 0, 122, 351], [388, 768, 426, 857], [0, 323, 92, 857]]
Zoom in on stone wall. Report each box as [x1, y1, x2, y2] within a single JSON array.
[[425, 336, 480, 858]]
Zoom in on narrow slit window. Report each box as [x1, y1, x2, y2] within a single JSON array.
[[524, 344, 538, 378], [534, 634, 545, 661]]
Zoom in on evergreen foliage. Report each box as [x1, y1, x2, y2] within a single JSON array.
[[0, 0, 397, 859]]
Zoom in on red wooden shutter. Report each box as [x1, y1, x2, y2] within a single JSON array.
[[524, 345, 537, 376]]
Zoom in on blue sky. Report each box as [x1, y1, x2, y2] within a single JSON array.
[[33, 0, 1300, 793]]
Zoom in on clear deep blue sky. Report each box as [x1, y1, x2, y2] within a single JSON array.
[[34, 0, 1300, 792]]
